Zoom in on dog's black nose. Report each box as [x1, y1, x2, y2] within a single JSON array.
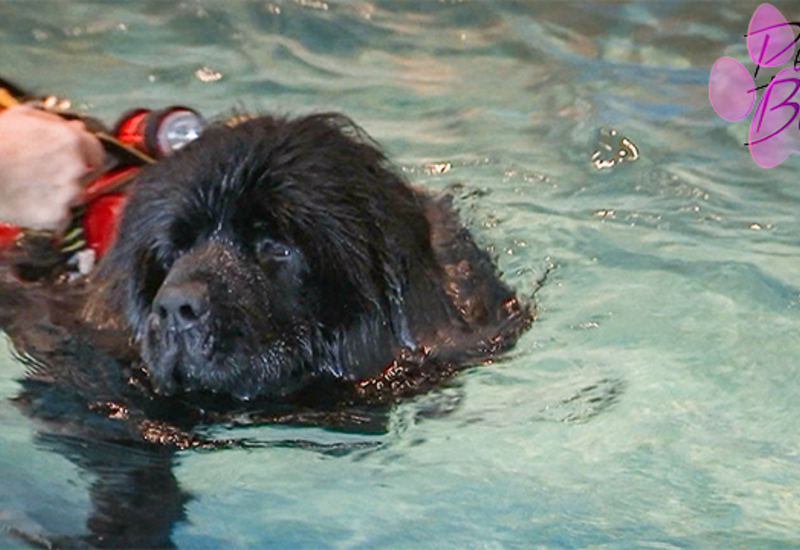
[[153, 281, 209, 331]]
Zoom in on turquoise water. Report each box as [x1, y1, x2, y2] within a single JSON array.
[[2, 1, 800, 548]]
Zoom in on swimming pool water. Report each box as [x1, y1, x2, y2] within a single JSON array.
[[2, 1, 800, 548]]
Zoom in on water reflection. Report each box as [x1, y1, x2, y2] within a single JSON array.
[[0, 278, 390, 547]]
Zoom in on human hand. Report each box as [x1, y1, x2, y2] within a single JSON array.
[[0, 105, 105, 230]]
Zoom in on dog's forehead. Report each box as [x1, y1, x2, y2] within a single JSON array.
[[143, 113, 399, 248], [166, 160, 351, 249]]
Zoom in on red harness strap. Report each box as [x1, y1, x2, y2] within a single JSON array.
[[0, 80, 203, 267]]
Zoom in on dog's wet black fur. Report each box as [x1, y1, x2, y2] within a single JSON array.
[[0, 113, 533, 547], [84, 113, 532, 410]]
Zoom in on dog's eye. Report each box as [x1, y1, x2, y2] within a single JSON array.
[[256, 238, 292, 261]]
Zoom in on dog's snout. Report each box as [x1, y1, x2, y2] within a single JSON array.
[[153, 281, 209, 331]]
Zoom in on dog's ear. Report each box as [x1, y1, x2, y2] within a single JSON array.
[[82, 253, 131, 332], [83, 239, 160, 334]]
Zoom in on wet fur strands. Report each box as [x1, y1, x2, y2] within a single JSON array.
[[10, 113, 532, 436], [82, 113, 533, 409], [0, 113, 534, 547]]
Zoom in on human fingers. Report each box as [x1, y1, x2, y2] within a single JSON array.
[[68, 119, 106, 170], [7, 107, 105, 169], [7, 103, 64, 123], [11, 180, 80, 231]]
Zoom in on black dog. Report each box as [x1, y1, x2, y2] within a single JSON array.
[[1, 113, 533, 547], [85, 113, 533, 409]]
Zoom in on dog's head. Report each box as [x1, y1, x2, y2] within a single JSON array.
[[88, 114, 439, 400]]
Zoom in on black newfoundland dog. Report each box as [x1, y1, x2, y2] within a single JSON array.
[[81, 113, 533, 411], [3, 113, 535, 439], [1, 113, 534, 547]]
